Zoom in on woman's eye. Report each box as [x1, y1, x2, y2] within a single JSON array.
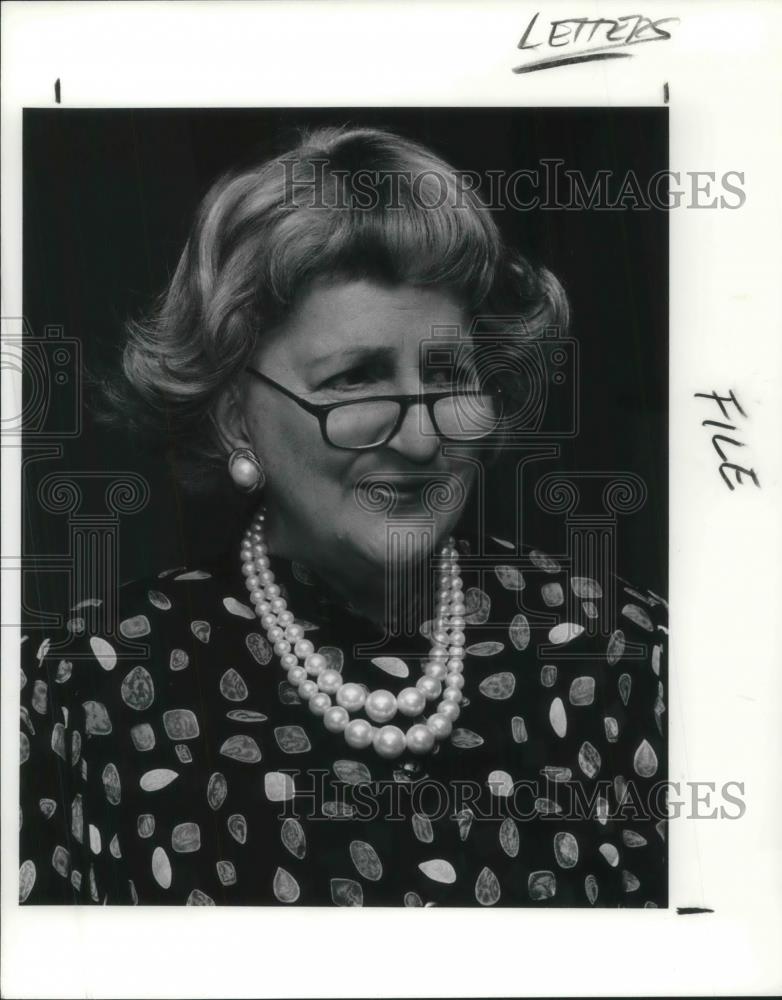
[[423, 368, 477, 391], [322, 366, 375, 391], [425, 370, 451, 386]]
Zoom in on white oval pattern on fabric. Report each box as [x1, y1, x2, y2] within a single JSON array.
[[549, 697, 567, 737], [418, 859, 456, 884], [140, 769, 179, 792], [152, 847, 172, 889], [120, 615, 150, 639], [148, 590, 172, 610], [633, 739, 658, 777], [220, 735, 262, 763], [508, 613, 530, 650], [494, 566, 525, 591], [349, 840, 383, 881], [264, 772, 295, 801], [89, 637, 116, 671], [223, 597, 255, 619], [487, 770, 514, 796], [548, 622, 584, 645], [281, 818, 307, 859], [475, 866, 501, 905], [172, 822, 201, 853], [370, 656, 409, 678], [273, 867, 300, 903], [478, 672, 515, 700]]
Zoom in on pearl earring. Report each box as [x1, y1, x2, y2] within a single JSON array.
[[228, 448, 266, 493]]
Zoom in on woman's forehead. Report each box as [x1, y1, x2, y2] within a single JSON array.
[[260, 280, 469, 365]]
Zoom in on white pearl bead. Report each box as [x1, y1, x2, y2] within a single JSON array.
[[309, 692, 331, 716], [336, 683, 366, 712], [241, 512, 472, 761], [406, 723, 435, 755], [287, 666, 306, 686], [373, 725, 406, 759], [438, 700, 460, 722], [365, 689, 397, 723], [416, 676, 442, 700], [298, 679, 318, 700], [344, 718, 374, 749], [323, 706, 349, 733], [426, 713, 453, 739], [317, 669, 342, 695], [396, 687, 426, 717], [304, 652, 327, 676]]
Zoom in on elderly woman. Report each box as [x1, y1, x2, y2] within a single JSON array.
[[19, 126, 666, 907]]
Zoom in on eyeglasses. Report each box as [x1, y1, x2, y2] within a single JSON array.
[[244, 367, 504, 451]]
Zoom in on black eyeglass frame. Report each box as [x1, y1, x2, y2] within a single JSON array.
[[244, 366, 504, 451]]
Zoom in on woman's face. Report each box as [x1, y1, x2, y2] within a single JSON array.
[[234, 279, 480, 576]]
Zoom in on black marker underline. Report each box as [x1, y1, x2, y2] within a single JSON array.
[[513, 50, 633, 75]]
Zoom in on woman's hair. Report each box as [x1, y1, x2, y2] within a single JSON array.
[[99, 125, 569, 491]]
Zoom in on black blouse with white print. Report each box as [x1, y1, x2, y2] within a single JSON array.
[[19, 532, 667, 908]]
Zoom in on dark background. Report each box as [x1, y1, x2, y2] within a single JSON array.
[[23, 108, 667, 617]]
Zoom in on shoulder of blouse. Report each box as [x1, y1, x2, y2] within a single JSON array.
[[456, 529, 668, 711]]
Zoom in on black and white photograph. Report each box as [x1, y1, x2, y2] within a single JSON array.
[[2, 1, 780, 997], [18, 107, 668, 909]]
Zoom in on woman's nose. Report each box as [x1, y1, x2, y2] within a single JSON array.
[[385, 401, 442, 463]]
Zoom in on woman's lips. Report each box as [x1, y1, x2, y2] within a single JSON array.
[[355, 476, 429, 508]]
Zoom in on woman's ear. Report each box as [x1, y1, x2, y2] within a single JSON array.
[[211, 383, 252, 455]]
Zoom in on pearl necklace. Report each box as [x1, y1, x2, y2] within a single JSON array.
[[240, 510, 467, 760]]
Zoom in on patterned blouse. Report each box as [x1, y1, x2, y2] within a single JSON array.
[[19, 531, 667, 907]]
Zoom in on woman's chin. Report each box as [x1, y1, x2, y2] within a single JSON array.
[[352, 520, 449, 571]]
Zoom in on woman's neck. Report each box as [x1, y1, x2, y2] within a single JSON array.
[[261, 507, 435, 632]]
